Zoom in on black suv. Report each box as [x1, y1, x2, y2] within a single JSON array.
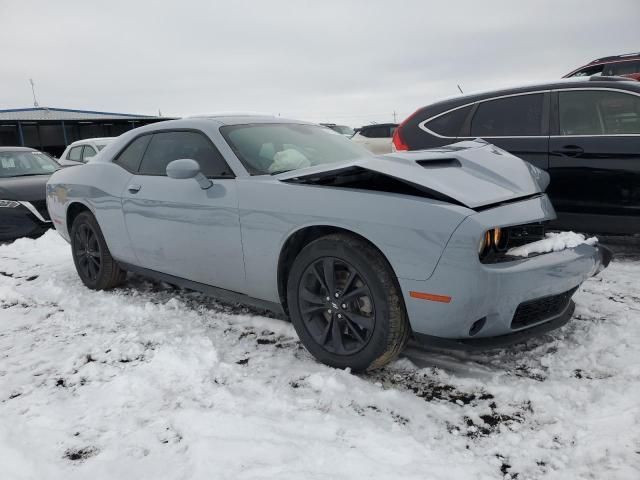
[[393, 78, 640, 234]]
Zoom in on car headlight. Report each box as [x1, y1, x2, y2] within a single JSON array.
[[0, 200, 20, 208], [478, 227, 506, 258], [478, 230, 491, 256]]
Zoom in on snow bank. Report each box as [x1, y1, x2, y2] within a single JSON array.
[[507, 231, 598, 257]]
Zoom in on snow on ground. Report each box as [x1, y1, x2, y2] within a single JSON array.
[[1, 231, 639, 480]]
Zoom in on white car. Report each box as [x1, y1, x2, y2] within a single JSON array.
[[58, 137, 115, 166], [350, 123, 398, 154]]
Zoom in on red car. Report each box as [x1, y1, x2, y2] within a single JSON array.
[[564, 52, 640, 80]]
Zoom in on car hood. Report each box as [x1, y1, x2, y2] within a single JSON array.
[[0, 174, 51, 201], [276, 139, 549, 209]]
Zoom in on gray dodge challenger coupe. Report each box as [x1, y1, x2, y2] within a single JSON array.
[[46, 115, 610, 371]]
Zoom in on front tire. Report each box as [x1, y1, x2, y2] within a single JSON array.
[[70, 211, 126, 290], [287, 233, 410, 372]]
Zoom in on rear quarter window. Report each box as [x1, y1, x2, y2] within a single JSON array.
[[113, 135, 152, 172], [424, 105, 472, 137]]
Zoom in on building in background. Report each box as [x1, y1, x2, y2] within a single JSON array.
[[0, 107, 171, 157]]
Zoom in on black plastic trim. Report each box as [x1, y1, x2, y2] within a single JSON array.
[[409, 300, 575, 351], [118, 261, 284, 315]]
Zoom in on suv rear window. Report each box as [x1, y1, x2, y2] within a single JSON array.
[[425, 105, 472, 137], [471, 94, 544, 137], [603, 60, 640, 76], [361, 126, 391, 138]]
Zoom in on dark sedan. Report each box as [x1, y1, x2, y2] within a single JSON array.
[[0, 147, 59, 240], [392, 78, 640, 234]]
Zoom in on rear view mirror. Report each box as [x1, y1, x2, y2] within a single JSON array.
[[166, 159, 212, 189]]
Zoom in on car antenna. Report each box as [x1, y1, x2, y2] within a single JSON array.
[[457, 84, 464, 94]]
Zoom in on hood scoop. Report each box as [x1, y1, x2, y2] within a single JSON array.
[[416, 158, 461, 169]]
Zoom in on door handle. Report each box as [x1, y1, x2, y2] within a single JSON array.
[[128, 184, 142, 193], [551, 145, 584, 157]]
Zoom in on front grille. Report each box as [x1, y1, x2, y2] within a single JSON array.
[[29, 200, 50, 221], [511, 286, 578, 329], [504, 223, 545, 249]]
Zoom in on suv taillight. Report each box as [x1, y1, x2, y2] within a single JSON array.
[[392, 127, 408, 151], [392, 108, 422, 151]]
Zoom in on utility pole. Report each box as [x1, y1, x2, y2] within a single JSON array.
[[392, 110, 398, 123], [29, 78, 39, 107], [457, 84, 464, 94]]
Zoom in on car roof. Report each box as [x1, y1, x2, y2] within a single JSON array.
[[0, 146, 38, 152], [68, 137, 115, 146], [586, 52, 640, 65], [416, 77, 640, 113], [185, 113, 314, 126]]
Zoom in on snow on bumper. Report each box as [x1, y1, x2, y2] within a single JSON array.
[[398, 195, 610, 344]]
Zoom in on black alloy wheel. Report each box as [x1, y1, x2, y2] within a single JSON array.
[[74, 223, 102, 282], [287, 233, 410, 371], [70, 211, 126, 290], [298, 257, 375, 355]]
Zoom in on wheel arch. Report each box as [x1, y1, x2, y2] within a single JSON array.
[[66, 201, 93, 237], [276, 225, 401, 315]]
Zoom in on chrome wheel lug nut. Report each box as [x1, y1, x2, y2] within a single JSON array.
[[326, 297, 330, 301], [337, 314, 342, 319], [334, 293, 339, 298], [328, 309, 332, 314], [341, 304, 347, 309]]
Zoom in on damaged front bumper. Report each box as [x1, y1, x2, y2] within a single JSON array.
[[398, 195, 613, 350]]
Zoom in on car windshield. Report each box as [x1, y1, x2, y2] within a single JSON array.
[[220, 123, 369, 175], [331, 125, 355, 136], [0, 151, 59, 178]]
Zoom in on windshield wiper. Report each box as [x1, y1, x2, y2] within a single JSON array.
[[269, 169, 296, 175]]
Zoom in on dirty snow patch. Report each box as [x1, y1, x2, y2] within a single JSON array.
[[507, 231, 598, 257]]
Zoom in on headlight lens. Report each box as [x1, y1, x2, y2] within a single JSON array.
[[478, 230, 491, 256], [479, 227, 506, 258], [0, 200, 20, 208]]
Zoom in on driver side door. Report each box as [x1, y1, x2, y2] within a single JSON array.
[[119, 129, 245, 293]]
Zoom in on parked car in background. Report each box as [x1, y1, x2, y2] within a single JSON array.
[[47, 116, 610, 371], [564, 52, 640, 81], [0, 147, 59, 240], [392, 78, 640, 235], [319, 123, 355, 137], [58, 137, 115, 166], [351, 123, 398, 154]]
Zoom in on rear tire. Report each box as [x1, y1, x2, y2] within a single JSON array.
[[287, 233, 410, 371], [70, 211, 126, 290]]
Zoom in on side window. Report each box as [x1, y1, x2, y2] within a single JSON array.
[[570, 65, 604, 77], [138, 131, 233, 177], [471, 94, 544, 137], [364, 126, 390, 138], [559, 90, 640, 135], [68, 146, 82, 161], [425, 105, 472, 137], [603, 60, 640, 77], [81, 145, 97, 161], [114, 135, 152, 172]]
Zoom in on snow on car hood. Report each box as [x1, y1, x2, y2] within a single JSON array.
[[276, 140, 549, 209]]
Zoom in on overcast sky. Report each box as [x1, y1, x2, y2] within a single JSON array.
[[1, 0, 638, 127]]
